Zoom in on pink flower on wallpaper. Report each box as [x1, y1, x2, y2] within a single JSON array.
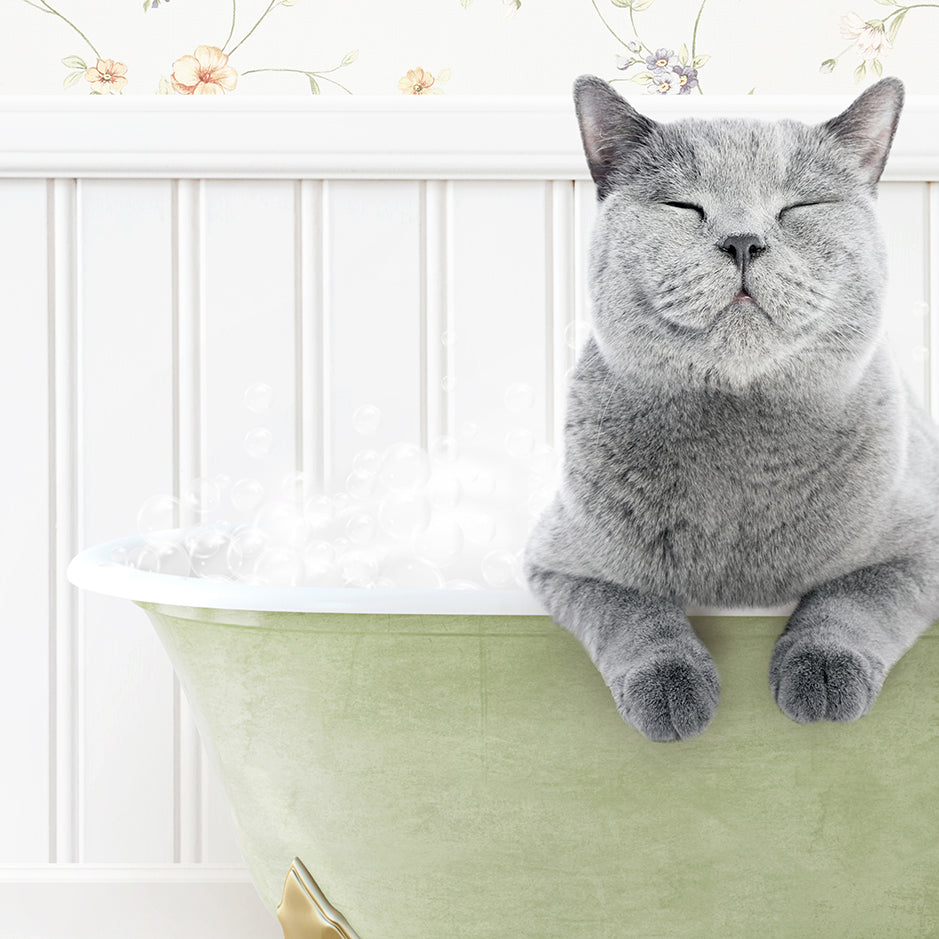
[[398, 67, 439, 95], [171, 46, 238, 95], [84, 59, 128, 94], [840, 12, 894, 62]]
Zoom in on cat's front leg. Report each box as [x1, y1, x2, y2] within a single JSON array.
[[770, 560, 937, 724], [526, 566, 719, 742]]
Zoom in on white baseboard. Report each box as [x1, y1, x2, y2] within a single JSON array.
[[0, 867, 281, 939]]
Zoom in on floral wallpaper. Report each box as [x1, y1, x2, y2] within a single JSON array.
[[3, 0, 938, 96]]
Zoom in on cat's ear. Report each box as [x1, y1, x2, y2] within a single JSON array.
[[573, 75, 658, 199], [821, 77, 904, 186]]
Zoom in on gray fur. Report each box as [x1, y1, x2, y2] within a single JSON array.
[[525, 75, 939, 742]]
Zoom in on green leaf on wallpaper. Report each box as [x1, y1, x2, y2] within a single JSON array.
[[692, 54, 710, 68], [873, 0, 897, 5], [854, 61, 867, 83], [631, 0, 656, 10], [308, 75, 321, 94], [887, 10, 907, 41], [610, 0, 632, 8], [280, 0, 300, 6], [871, 59, 884, 77], [61, 55, 87, 70], [678, 43, 688, 65], [630, 72, 653, 84], [63, 70, 84, 90], [341, 50, 359, 66]]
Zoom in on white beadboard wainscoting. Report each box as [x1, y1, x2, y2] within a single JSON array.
[[0, 95, 937, 938]]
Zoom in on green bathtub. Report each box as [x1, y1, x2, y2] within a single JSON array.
[[70, 536, 939, 938]]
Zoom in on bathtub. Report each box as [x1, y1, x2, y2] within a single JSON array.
[[69, 533, 939, 938]]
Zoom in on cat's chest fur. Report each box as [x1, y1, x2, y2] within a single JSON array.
[[561, 348, 900, 606]]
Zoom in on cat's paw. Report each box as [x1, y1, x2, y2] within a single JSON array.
[[610, 647, 719, 742], [769, 634, 886, 724]]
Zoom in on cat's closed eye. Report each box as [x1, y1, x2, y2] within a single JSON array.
[[777, 201, 837, 221], [662, 201, 706, 221]]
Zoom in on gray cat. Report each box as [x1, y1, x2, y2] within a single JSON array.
[[524, 75, 939, 742]]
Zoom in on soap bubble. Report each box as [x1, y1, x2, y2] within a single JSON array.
[[184, 477, 221, 516], [304, 495, 335, 532], [379, 493, 431, 539], [504, 382, 534, 413], [382, 555, 445, 589], [255, 500, 310, 547], [461, 465, 496, 497], [226, 527, 271, 579], [185, 526, 231, 580], [413, 516, 463, 567], [352, 449, 381, 478], [564, 320, 591, 351], [243, 382, 273, 413], [481, 549, 519, 588], [346, 471, 376, 501], [429, 436, 459, 463], [426, 467, 462, 511], [137, 493, 181, 536], [302, 541, 340, 586], [505, 428, 535, 459], [127, 540, 190, 576], [129, 424, 563, 592], [352, 404, 382, 436], [253, 546, 304, 586], [230, 478, 265, 515], [527, 485, 555, 518], [281, 471, 310, 504], [339, 549, 380, 586], [245, 427, 273, 459], [380, 443, 430, 493], [346, 512, 377, 546], [461, 512, 496, 546]]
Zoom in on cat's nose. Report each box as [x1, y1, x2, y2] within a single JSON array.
[[717, 233, 766, 272]]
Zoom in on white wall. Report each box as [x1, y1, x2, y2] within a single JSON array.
[[0, 94, 937, 936]]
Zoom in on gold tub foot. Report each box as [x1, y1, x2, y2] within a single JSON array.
[[277, 857, 361, 939]]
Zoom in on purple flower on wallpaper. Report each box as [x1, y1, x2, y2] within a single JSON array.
[[615, 55, 638, 71], [672, 64, 699, 94], [646, 68, 677, 94], [645, 48, 677, 71]]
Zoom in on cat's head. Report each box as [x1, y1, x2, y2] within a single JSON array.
[[574, 76, 904, 391]]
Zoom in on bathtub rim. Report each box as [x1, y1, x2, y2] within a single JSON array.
[[67, 532, 549, 615], [68, 532, 799, 618]]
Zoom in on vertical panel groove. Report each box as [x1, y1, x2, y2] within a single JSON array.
[[294, 182, 304, 474], [544, 183, 555, 446], [49, 177, 80, 864], [443, 181, 456, 436], [46, 179, 56, 864], [299, 180, 325, 488], [173, 179, 203, 864], [321, 181, 333, 490], [423, 181, 448, 443], [419, 182, 429, 449], [928, 183, 938, 419], [548, 180, 576, 449]]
